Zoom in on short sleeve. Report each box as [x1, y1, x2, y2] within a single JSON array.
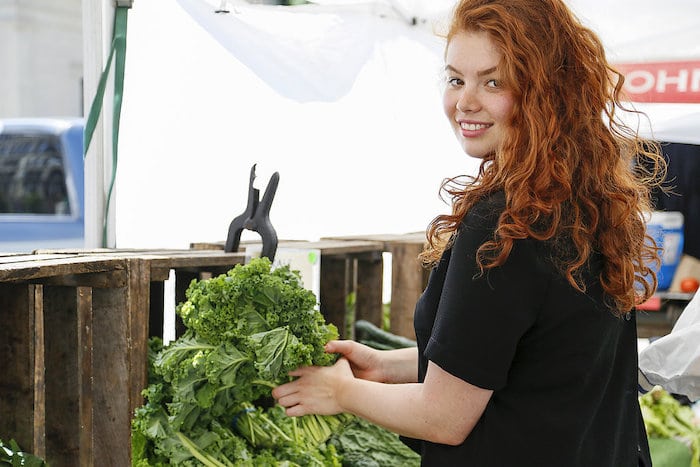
[[424, 200, 550, 390]]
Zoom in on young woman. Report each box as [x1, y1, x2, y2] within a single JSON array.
[[272, 1, 665, 465]]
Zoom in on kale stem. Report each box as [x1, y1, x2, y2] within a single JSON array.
[[176, 432, 227, 467], [251, 379, 276, 389]]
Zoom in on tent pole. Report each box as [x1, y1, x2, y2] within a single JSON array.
[[82, 0, 116, 248]]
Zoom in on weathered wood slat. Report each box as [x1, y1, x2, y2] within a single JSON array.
[[44, 285, 80, 466], [127, 258, 150, 422], [355, 252, 384, 328], [0, 257, 126, 282], [322, 232, 426, 246], [77, 287, 93, 467], [146, 251, 246, 269], [34, 270, 128, 288], [31, 285, 45, 459], [0, 284, 38, 455], [320, 256, 354, 338], [191, 239, 385, 256], [91, 285, 129, 466]]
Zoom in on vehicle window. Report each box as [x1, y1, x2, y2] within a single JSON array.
[[0, 133, 70, 215]]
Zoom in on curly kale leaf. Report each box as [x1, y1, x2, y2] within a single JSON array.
[[250, 326, 313, 383], [154, 334, 215, 383], [176, 258, 337, 352]]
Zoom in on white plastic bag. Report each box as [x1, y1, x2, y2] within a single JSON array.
[[639, 292, 700, 401]]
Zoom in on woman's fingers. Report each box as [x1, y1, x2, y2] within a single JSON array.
[[284, 403, 311, 417], [273, 385, 309, 416], [275, 391, 301, 410], [271, 376, 301, 400], [324, 339, 354, 355]]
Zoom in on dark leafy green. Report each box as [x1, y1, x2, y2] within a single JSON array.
[[0, 438, 47, 467], [132, 257, 419, 466], [640, 386, 700, 467], [328, 417, 420, 467]]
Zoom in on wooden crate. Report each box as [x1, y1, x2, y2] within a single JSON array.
[[322, 233, 430, 340], [0, 249, 246, 467]]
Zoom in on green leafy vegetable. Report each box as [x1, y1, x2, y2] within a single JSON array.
[[132, 257, 419, 466], [640, 386, 700, 467], [328, 417, 420, 467], [0, 438, 47, 467]]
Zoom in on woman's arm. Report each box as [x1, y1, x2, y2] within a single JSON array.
[[272, 358, 493, 446]]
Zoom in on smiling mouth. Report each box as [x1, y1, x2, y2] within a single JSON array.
[[460, 122, 491, 131]]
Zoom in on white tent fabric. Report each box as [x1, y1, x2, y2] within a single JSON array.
[[565, 0, 700, 64], [179, 0, 700, 103], [118, 0, 472, 248], [651, 111, 700, 145], [177, 0, 440, 102], [116, 0, 700, 250]]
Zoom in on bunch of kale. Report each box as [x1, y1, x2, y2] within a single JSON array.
[[131, 257, 347, 466]]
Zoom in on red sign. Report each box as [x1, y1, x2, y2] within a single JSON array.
[[615, 61, 700, 103]]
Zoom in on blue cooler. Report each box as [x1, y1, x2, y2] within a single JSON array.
[[646, 211, 685, 291]]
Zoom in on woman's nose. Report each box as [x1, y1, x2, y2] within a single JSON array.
[[456, 87, 478, 112]]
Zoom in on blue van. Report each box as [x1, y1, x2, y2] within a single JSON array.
[[0, 118, 85, 253]]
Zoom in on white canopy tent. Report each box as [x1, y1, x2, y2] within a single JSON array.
[[114, 0, 470, 248], [82, 0, 700, 249]]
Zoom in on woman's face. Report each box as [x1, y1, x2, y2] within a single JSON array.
[[443, 30, 514, 159]]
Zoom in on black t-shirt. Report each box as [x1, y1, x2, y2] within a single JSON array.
[[409, 191, 651, 466]]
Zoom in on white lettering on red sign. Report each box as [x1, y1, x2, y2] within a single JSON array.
[[615, 61, 700, 103], [656, 69, 688, 92], [692, 71, 700, 92], [625, 70, 655, 94]]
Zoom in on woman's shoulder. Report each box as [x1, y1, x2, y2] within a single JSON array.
[[461, 191, 506, 231]]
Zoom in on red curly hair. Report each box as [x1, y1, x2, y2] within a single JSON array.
[[420, 0, 666, 314]]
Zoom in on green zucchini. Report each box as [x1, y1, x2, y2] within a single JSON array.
[[354, 320, 416, 349]]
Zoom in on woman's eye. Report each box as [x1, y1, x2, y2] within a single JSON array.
[[446, 77, 463, 87], [486, 79, 500, 88]]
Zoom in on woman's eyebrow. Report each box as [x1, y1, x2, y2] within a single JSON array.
[[443, 65, 498, 77], [444, 64, 460, 74], [477, 66, 498, 77]]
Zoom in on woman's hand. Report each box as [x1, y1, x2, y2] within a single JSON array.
[[272, 357, 353, 416], [324, 340, 387, 382], [327, 340, 419, 384]]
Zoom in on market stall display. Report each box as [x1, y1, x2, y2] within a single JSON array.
[[640, 386, 700, 467]]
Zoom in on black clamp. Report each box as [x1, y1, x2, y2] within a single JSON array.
[[224, 164, 279, 261]]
